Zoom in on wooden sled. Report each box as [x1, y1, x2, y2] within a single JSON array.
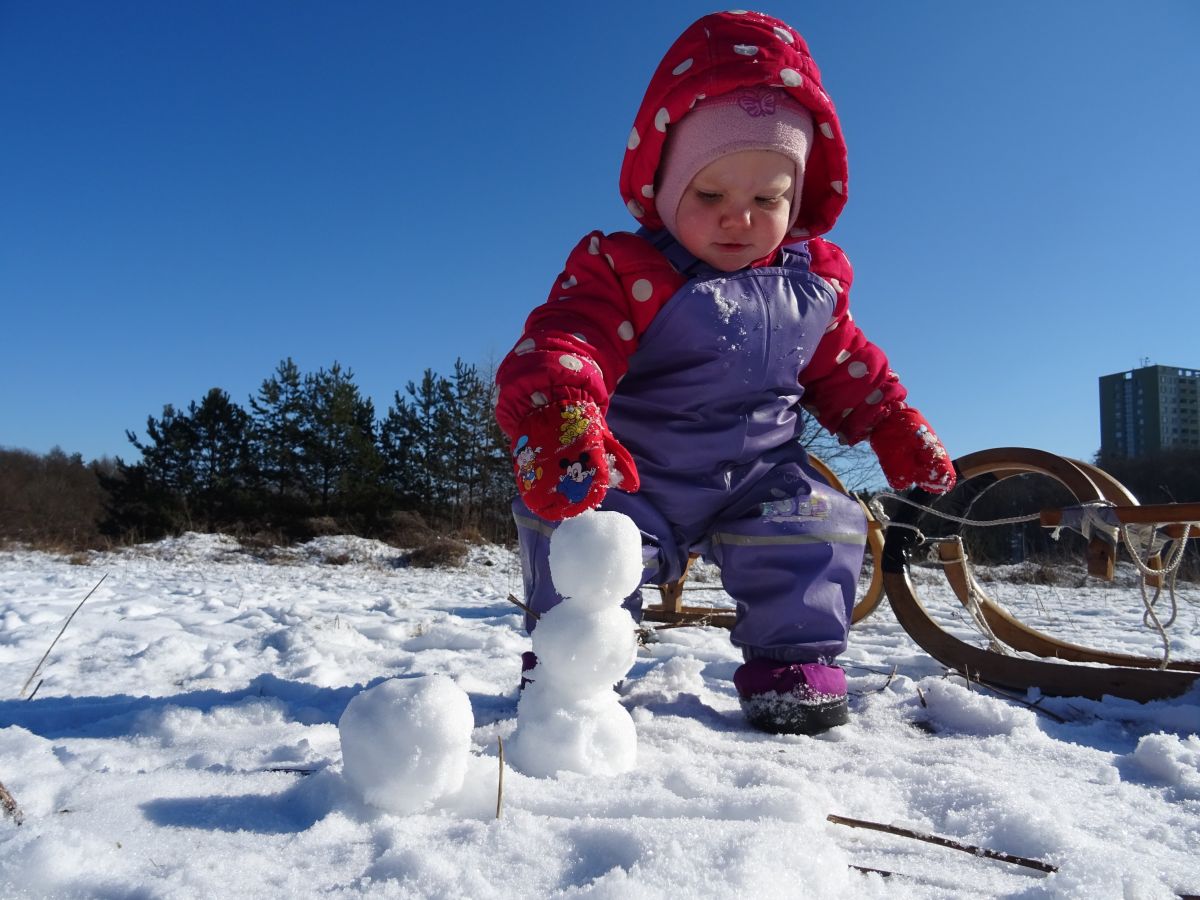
[[641, 454, 886, 629], [882, 448, 1200, 702]]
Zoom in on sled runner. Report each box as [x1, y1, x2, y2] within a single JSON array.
[[881, 448, 1200, 702]]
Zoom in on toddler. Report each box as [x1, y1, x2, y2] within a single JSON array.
[[495, 10, 955, 734]]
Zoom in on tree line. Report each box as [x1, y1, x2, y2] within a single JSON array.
[[3, 358, 1196, 574], [0, 358, 514, 548], [105, 357, 515, 543]]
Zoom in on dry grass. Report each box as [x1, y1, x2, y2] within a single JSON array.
[[405, 536, 469, 569], [0, 780, 23, 826], [384, 510, 436, 548]]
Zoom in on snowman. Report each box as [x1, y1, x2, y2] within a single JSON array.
[[507, 509, 643, 778]]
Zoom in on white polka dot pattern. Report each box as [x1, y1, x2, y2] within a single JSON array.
[[561, 275, 577, 290], [847, 361, 869, 378], [733, 44, 758, 56], [628, 128, 640, 151], [835, 350, 851, 364], [515, 339, 535, 355], [558, 355, 583, 372], [672, 58, 694, 75], [779, 68, 802, 87], [865, 390, 883, 405], [654, 108, 671, 132], [631, 279, 653, 302], [617, 321, 635, 341], [531, 392, 548, 407]]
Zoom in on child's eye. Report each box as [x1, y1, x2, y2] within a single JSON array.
[[756, 196, 784, 208], [695, 190, 722, 203]]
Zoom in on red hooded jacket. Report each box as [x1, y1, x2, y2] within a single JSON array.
[[496, 11, 905, 448]]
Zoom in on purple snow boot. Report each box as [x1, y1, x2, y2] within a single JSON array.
[[519, 651, 538, 690], [733, 658, 849, 735]]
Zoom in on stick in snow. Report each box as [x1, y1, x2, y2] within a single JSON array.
[[496, 736, 506, 820], [19, 573, 108, 698], [947, 669, 1069, 724], [827, 813, 1058, 874]]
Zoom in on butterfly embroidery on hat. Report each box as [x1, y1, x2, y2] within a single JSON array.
[[737, 88, 778, 118]]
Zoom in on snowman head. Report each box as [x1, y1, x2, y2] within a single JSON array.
[[548, 509, 645, 607]]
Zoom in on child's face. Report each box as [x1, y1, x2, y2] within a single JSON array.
[[673, 149, 795, 271]]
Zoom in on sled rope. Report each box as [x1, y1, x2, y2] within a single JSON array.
[[1118, 522, 1195, 669], [942, 537, 1008, 654], [869, 494, 1197, 661], [866, 496, 1018, 654], [869, 491, 1047, 531]]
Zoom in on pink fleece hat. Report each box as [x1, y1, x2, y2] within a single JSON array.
[[656, 87, 815, 241]]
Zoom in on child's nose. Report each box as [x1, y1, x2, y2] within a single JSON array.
[[721, 205, 753, 230]]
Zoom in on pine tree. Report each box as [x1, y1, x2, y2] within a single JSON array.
[[185, 388, 252, 526], [127, 404, 196, 499], [248, 358, 307, 501], [380, 390, 424, 510], [381, 369, 454, 522], [302, 363, 382, 518]]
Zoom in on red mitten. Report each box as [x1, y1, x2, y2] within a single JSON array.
[[510, 399, 640, 521], [868, 407, 956, 494]]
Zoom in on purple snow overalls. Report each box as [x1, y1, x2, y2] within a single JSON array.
[[513, 233, 868, 663]]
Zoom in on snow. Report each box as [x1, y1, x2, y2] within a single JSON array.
[[0, 534, 1197, 898]]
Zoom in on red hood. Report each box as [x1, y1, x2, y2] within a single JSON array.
[[619, 10, 849, 242]]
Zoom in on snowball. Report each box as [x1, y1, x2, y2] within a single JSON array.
[[548, 509, 643, 606], [508, 686, 637, 778], [338, 675, 474, 814], [529, 604, 637, 700]]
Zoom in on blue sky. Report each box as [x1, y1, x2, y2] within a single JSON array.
[[2, 1, 1198, 466]]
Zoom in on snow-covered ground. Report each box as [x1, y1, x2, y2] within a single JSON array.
[[1, 533, 1198, 899]]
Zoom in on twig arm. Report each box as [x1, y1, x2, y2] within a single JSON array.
[[505, 593, 539, 621]]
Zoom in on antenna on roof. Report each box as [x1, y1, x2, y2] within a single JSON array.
[[1139, 357, 1151, 368]]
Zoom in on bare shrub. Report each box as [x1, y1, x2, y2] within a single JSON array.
[[406, 536, 469, 568], [384, 510, 435, 548], [304, 516, 341, 537], [238, 529, 285, 551], [453, 526, 487, 545], [322, 552, 353, 566], [0, 447, 108, 551]]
